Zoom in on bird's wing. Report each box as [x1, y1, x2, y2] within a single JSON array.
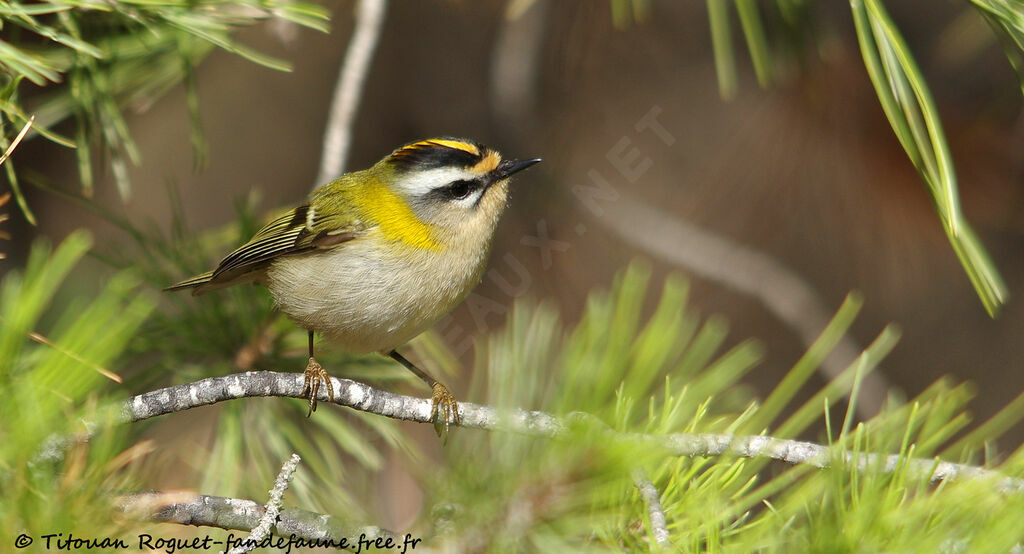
[[210, 203, 361, 280]]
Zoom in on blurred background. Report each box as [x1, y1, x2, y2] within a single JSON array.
[[4, 0, 1024, 533]]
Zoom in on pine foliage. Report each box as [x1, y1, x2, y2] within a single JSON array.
[[3, 1, 1024, 551], [0, 231, 156, 542], [0, 0, 329, 221]]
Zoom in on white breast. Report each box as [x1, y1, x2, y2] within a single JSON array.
[[264, 232, 488, 354]]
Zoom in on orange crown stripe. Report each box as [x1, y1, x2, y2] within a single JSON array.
[[470, 151, 501, 174]]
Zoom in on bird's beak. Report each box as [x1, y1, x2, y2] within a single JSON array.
[[494, 157, 542, 181]]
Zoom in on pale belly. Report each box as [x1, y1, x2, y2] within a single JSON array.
[[264, 239, 486, 354]]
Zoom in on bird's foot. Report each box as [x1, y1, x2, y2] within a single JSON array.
[[430, 381, 461, 438], [300, 357, 334, 417]]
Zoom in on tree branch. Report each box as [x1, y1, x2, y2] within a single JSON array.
[[314, 0, 388, 188], [631, 469, 670, 549], [123, 371, 1024, 493], [600, 195, 892, 419], [227, 453, 302, 554], [119, 490, 396, 544], [489, 0, 549, 135]]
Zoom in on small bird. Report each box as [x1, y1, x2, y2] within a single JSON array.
[[166, 138, 541, 432]]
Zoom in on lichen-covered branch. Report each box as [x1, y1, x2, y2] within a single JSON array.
[[123, 370, 563, 434], [226, 453, 302, 554], [631, 469, 670, 549], [119, 491, 396, 544], [122, 371, 1024, 493]]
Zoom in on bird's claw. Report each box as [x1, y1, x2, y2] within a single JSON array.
[[300, 357, 334, 417], [430, 382, 461, 438]]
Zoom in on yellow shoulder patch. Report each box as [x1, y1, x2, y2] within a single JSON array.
[[357, 177, 444, 252]]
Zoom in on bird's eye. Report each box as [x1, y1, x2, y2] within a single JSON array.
[[445, 179, 473, 200]]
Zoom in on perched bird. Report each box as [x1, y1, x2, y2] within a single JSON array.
[[167, 138, 541, 432]]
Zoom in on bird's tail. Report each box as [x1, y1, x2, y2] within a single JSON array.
[[164, 271, 214, 294]]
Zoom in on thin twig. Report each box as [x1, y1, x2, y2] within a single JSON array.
[[28, 330, 122, 383], [314, 0, 388, 188], [0, 115, 34, 168], [226, 453, 302, 554], [631, 469, 671, 549], [600, 196, 892, 418], [122, 371, 1024, 493], [119, 491, 396, 545]]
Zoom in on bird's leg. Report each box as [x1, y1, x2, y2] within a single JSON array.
[[300, 330, 334, 416], [388, 350, 460, 437]]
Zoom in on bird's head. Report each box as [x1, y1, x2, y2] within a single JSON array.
[[376, 138, 541, 240]]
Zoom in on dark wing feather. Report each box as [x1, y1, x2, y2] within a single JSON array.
[[165, 199, 362, 294], [210, 204, 359, 281]]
